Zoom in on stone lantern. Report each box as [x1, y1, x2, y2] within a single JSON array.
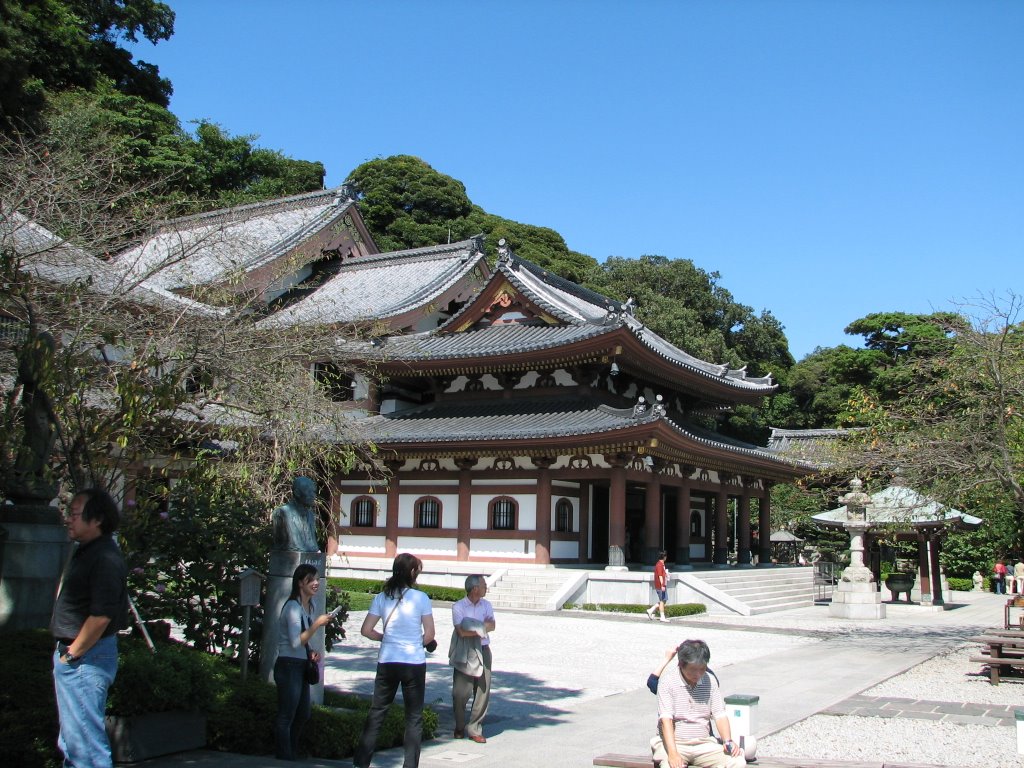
[[828, 478, 885, 619]]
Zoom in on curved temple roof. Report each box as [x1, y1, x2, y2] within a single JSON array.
[[813, 485, 983, 529], [257, 238, 488, 328]]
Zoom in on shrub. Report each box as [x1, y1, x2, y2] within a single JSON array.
[[569, 602, 707, 617], [327, 577, 464, 604], [1, 628, 435, 765], [947, 576, 989, 592], [108, 636, 226, 715]]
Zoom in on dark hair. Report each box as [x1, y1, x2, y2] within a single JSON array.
[[289, 563, 319, 601], [383, 553, 422, 598], [676, 639, 711, 667], [658, 551, 668, 561], [76, 488, 120, 535]]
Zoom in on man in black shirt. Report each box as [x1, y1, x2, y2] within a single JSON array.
[[50, 488, 127, 768]]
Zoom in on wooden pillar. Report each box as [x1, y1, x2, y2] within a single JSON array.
[[644, 465, 662, 565], [675, 469, 692, 566], [384, 460, 402, 559], [757, 484, 772, 566], [737, 487, 752, 566], [608, 456, 628, 567], [917, 531, 932, 604], [714, 485, 729, 565], [929, 534, 944, 606], [534, 457, 554, 564], [456, 458, 474, 561], [579, 481, 591, 564]]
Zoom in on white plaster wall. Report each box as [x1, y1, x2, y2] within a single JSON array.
[[470, 494, 538, 529], [471, 538, 534, 556], [338, 534, 387, 552], [399, 493, 459, 529], [396, 536, 458, 554], [475, 479, 533, 486], [337, 492, 386, 526]]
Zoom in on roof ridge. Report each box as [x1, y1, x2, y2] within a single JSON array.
[[154, 186, 352, 229]]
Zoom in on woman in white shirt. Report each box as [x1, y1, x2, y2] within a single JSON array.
[[354, 553, 435, 768], [274, 564, 335, 760]]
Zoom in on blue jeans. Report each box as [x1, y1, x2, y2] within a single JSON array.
[[273, 657, 311, 760], [53, 634, 118, 768], [355, 662, 426, 768]]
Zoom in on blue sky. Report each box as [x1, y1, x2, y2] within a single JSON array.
[[128, 1, 1023, 361]]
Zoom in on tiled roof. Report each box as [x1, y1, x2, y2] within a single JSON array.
[[359, 395, 800, 469], [4, 212, 225, 316], [113, 188, 356, 290], [425, 255, 774, 392], [257, 238, 487, 328], [814, 485, 982, 528], [367, 323, 613, 360], [362, 397, 650, 442]]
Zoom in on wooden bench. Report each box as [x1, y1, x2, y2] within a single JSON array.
[[968, 632, 1024, 684]]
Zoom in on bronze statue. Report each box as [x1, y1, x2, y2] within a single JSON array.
[[271, 476, 320, 552]]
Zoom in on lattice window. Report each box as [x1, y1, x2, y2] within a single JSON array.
[[350, 496, 376, 527], [415, 497, 441, 528], [555, 498, 573, 532], [489, 497, 517, 530]]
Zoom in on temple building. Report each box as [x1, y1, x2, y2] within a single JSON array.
[[30, 186, 813, 568]]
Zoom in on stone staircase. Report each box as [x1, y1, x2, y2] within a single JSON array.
[[486, 568, 572, 611], [686, 566, 817, 615]]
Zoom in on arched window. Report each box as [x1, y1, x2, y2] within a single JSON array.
[[555, 498, 573, 532], [350, 496, 376, 527], [690, 511, 702, 538], [489, 497, 517, 530], [415, 496, 441, 528]]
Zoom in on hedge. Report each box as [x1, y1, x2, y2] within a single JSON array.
[[568, 602, 707, 617], [328, 577, 465, 604], [0, 629, 436, 767]]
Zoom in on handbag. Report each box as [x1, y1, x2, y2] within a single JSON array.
[[300, 609, 319, 685]]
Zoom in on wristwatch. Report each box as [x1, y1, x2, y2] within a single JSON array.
[[724, 740, 735, 753], [62, 650, 79, 664]]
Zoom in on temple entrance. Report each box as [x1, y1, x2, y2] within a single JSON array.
[[590, 485, 609, 564]]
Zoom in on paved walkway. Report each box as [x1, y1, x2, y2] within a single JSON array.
[[138, 592, 1015, 768]]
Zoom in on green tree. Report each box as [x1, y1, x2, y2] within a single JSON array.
[[834, 295, 1024, 554], [0, 0, 175, 134]]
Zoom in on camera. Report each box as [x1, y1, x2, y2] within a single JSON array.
[[423, 639, 438, 653]]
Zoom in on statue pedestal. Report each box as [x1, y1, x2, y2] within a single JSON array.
[[259, 550, 327, 703], [0, 505, 68, 632], [829, 566, 885, 620], [605, 545, 627, 572]]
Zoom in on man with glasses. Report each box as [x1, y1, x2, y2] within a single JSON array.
[[652, 639, 744, 768], [50, 488, 128, 768], [451, 574, 495, 743]]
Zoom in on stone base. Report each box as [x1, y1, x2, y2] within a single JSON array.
[[829, 581, 886, 620], [106, 711, 206, 763], [0, 518, 68, 632]]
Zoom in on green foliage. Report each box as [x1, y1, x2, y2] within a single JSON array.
[[109, 637, 226, 715], [0, 0, 175, 134], [569, 602, 707, 617], [0, 629, 60, 768], [327, 577, 465, 603], [120, 463, 271, 657], [346, 155, 600, 282], [0, 628, 436, 766], [946, 576, 988, 592]]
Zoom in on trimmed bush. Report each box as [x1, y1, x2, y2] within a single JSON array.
[[1, 628, 436, 765], [569, 602, 707, 617], [947, 576, 988, 592], [328, 577, 464, 604]]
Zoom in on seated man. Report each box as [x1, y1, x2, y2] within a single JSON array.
[[652, 639, 745, 768]]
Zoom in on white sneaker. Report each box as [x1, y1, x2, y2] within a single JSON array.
[[645, 609, 655, 620], [659, 617, 669, 623]]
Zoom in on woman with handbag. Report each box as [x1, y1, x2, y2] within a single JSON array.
[[274, 564, 336, 761], [355, 553, 435, 768]]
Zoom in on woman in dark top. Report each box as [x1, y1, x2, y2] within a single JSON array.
[[273, 564, 335, 760]]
